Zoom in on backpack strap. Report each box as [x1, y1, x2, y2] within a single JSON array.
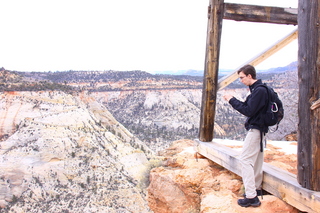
[[259, 130, 265, 152], [256, 84, 270, 114], [257, 84, 269, 152]]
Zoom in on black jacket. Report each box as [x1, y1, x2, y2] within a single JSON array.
[[229, 79, 268, 133]]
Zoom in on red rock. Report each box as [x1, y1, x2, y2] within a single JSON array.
[[148, 139, 299, 213]]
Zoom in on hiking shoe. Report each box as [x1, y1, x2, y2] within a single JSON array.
[[238, 196, 261, 207]]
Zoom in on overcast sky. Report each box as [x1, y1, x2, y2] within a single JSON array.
[[1, 0, 298, 73]]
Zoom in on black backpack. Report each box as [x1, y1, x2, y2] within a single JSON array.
[[257, 84, 284, 152], [258, 84, 284, 132]]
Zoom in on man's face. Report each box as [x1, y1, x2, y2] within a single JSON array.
[[238, 72, 252, 86]]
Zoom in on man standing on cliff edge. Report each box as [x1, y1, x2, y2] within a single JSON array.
[[223, 64, 268, 207]]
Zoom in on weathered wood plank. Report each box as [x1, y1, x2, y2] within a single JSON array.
[[218, 29, 297, 90], [199, 0, 224, 142], [263, 165, 320, 213], [194, 139, 241, 175], [224, 3, 297, 25], [297, 0, 320, 191], [194, 139, 320, 213]]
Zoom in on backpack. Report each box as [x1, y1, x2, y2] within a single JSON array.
[[257, 84, 284, 152], [258, 84, 284, 132]]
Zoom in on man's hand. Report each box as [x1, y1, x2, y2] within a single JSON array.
[[223, 94, 233, 102]]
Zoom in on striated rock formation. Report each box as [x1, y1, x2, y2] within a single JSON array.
[[148, 139, 299, 213], [0, 91, 153, 212], [92, 89, 226, 153], [95, 86, 298, 153]]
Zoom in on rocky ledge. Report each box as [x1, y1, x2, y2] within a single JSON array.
[[148, 139, 299, 213]]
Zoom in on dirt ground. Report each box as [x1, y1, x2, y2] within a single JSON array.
[[226, 142, 298, 175], [264, 142, 297, 175]]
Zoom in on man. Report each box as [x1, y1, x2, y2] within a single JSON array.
[[223, 64, 268, 207]]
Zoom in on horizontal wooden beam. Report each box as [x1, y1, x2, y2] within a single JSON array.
[[194, 139, 320, 213], [224, 3, 298, 25], [218, 29, 298, 90]]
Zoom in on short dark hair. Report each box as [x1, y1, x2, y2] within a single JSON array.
[[237, 64, 256, 79]]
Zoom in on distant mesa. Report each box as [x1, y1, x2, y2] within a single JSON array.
[[150, 61, 297, 76]]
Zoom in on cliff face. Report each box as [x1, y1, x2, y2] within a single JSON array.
[[0, 91, 153, 212], [92, 89, 206, 153], [93, 85, 298, 153]]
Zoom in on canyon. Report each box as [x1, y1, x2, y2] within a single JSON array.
[[0, 65, 301, 212]]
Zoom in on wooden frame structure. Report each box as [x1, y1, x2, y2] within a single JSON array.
[[196, 0, 320, 212]]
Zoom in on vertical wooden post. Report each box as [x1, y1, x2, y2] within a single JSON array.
[[199, 0, 224, 142], [297, 0, 320, 191]]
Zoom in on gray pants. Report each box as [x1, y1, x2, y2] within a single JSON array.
[[240, 129, 265, 199]]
